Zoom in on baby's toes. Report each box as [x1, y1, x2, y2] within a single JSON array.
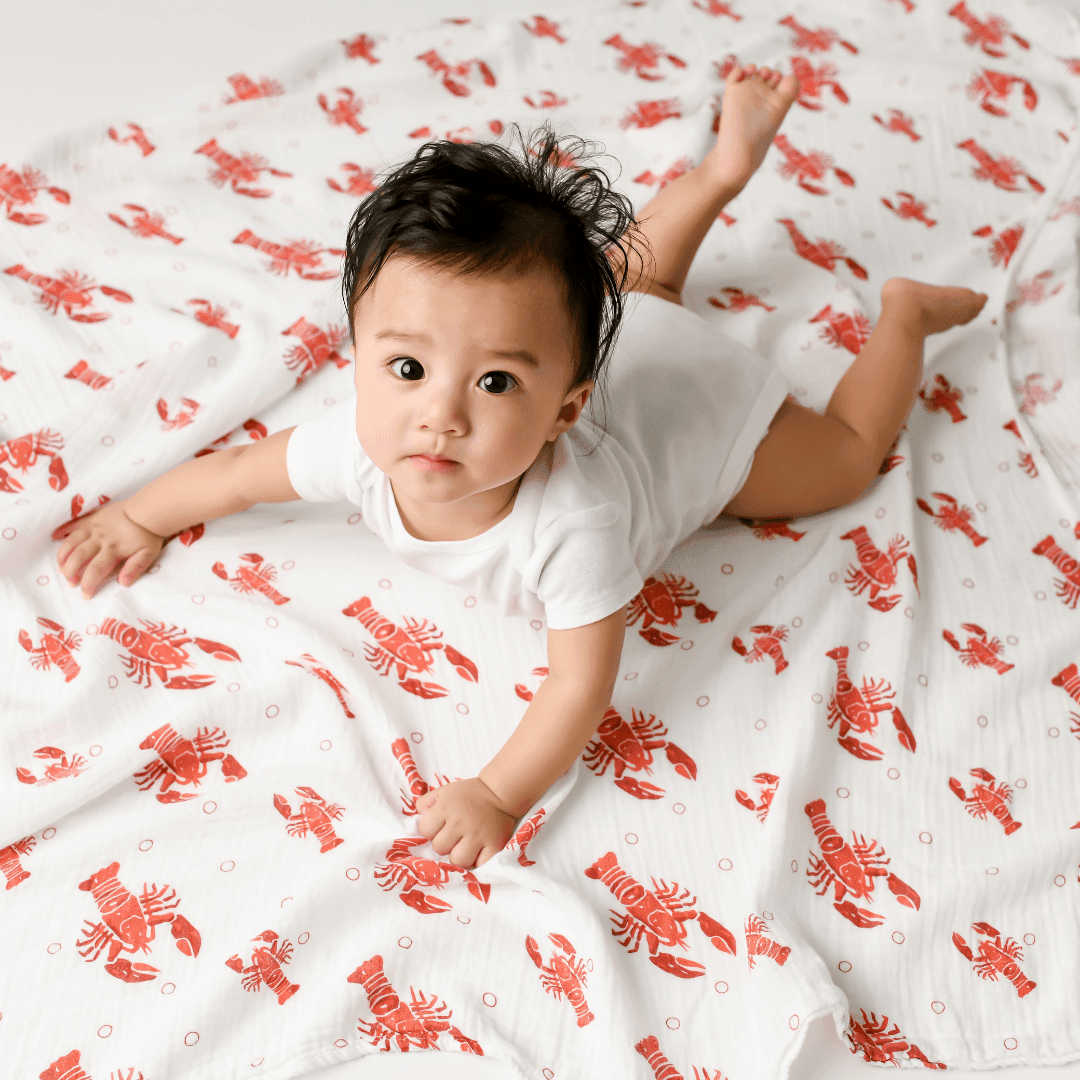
[[777, 73, 801, 102]]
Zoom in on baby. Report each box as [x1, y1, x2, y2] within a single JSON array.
[[56, 63, 987, 869]]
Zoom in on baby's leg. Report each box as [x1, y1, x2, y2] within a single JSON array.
[[721, 279, 988, 521]]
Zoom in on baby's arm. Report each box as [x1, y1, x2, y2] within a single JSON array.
[[417, 603, 627, 868], [57, 427, 300, 598]]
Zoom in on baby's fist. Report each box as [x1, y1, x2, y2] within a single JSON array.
[[56, 500, 164, 599]]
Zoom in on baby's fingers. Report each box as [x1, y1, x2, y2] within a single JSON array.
[[118, 548, 158, 588], [79, 549, 122, 599], [58, 536, 100, 586]]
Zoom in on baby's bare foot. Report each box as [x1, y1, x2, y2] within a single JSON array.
[[705, 63, 801, 192], [881, 278, 989, 335]]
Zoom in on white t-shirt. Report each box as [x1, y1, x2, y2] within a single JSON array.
[[286, 292, 789, 629]]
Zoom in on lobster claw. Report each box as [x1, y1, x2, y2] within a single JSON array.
[[157, 790, 196, 804], [72, 312, 110, 323], [971, 920, 1000, 937], [443, 643, 478, 683], [462, 871, 490, 904], [220, 754, 247, 781], [665, 742, 697, 781], [156, 398, 169, 421], [17, 629, 33, 652], [294, 786, 323, 801], [833, 900, 886, 928], [47, 456, 68, 492], [211, 562, 228, 580], [735, 789, 756, 811], [952, 932, 974, 960], [104, 958, 159, 983], [649, 952, 706, 979], [99, 285, 133, 303], [697, 910, 737, 955], [38, 617, 64, 633], [886, 872, 921, 911], [525, 934, 543, 969], [8, 212, 47, 226], [837, 735, 883, 761], [892, 707, 916, 752], [948, 777, 967, 801], [614, 776, 665, 800], [273, 794, 293, 819], [638, 627, 680, 647], [16, 767, 37, 785], [548, 932, 576, 955], [868, 593, 901, 612], [163, 675, 217, 689], [225, 953, 245, 973], [192, 638, 241, 662], [753, 772, 780, 785], [943, 629, 961, 652], [398, 678, 448, 699], [731, 636, 748, 657], [514, 684, 534, 702], [171, 912, 202, 957], [177, 523, 204, 546], [34, 746, 65, 759], [694, 602, 717, 623], [907, 554, 919, 596], [399, 888, 452, 915]]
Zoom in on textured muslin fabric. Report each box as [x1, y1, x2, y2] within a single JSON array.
[[3, 2, 1080, 1079]]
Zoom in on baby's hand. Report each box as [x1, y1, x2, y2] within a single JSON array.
[[56, 500, 165, 599], [416, 777, 518, 869]]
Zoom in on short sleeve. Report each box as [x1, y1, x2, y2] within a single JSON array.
[[286, 396, 373, 504]]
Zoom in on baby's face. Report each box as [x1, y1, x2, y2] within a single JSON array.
[[351, 255, 592, 533]]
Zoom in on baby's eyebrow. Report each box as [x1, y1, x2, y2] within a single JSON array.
[[374, 328, 540, 369]]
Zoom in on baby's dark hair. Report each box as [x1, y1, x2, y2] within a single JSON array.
[[341, 122, 649, 441]]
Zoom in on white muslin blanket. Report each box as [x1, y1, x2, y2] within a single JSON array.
[[3, 2, 1080, 1078]]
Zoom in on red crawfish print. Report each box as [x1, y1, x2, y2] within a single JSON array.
[[225, 930, 299, 1004], [327, 162, 378, 196], [845, 1010, 946, 1068], [1016, 372, 1063, 415], [634, 156, 694, 191], [744, 914, 791, 971], [626, 572, 718, 646], [1006, 269, 1064, 312], [135, 724, 247, 803], [40, 1048, 148, 1080], [693, 0, 741, 17], [779, 14, 857, 53], [740, 516, 806, 541], [274, 786, 345, 853], [810, 304, 871, 354], [708, 286, 776, 312], [318, 87, 369, 133], [522, 15, 568, 42], [636, 1034, 727, 1080], [583, 706, 697, 800], [506, 807, 547, 867], [4, 263, 132, 322], [956, 137, 1044, 193], [790, 56, 850, 110], [776, 219, 868, 279], [223, 72, 284, 103], [772, 133, 854, 195], [98, 617, 240, 689], [285, 653, 354, 717], [0, 362, 13, 380], [17, 746, 89, 786], [0, 427, 68, 492], [881, 191, 937, 227], [194, 138, 292, 198], [1032, 533, 1080, 608], [973, 221, 1024, 267], [76, 860, 201, 983], [64, 359, 113, 390], [967, 67, 1037, 116], [347, 953, 484, 1053], [342, 32, 382, 62], [840, 525, 919, 612], [732, 624, 789, 674], [1051, 662, 1080, 737], [1003, 418, 1039, 477], [805, 798, 921, 928], [585, 851, 737, 978], [735, 772, 780, 823], [1049, 195, 1080, 220], [0, 835, 35, 889], [391, 738, 449, 816], [213, 552, 290, 605], [341, 595, 479, 699], [603, 34, 687, 80], [417, 48, 496, 97], [949, 768, 1023, 834], [872, 108, 922, 140], [943, 624, 1014, 674], [525, 932, 595, 1027], [953, 921, 1036, 997], [108, 204, 183, 244], [949, 1, 1030, 58], [197, 417, 267, 456], [281, 316, 350, 384], [183, 298, 239, 337], [917, 491, 988, 546], [0, 162, 70, 225], [620, 98, 683, 130], [826, 645, 916, 760], [19, 617, 81, 681], [109, 121, 155, 156], [524, 89, 570, 109], [918, 373, 967, 422], [157, 396, 200, 431], [373, 836, 490, 914], [232, 228, 344, 280]]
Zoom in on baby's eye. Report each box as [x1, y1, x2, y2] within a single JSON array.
[[479, 371, 517, 395], [389, 357, 424, 381]]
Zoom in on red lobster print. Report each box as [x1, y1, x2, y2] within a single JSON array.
[[109, 122, 155, 156], [740, 516, 806, 541], [948, 1, 1030, 59], [0, 428, 67, 492], [77, 860, 201, 982], [953, 921, 1036, 996], [64, 359, 113, 390], [285, 654, 354, 717], [416, 48, 496, 97], [1003, 418, 1038, 477], [225, 930, 299, 1004], [826, 646, 914, 759], [19, 617, 81, 681], [732, 625, 789, 674], [99, 618, 239, 688], [274, 787, 345, 853], [974, 221, 1024, 267], [507, 807, 546, 866], [391, 738, 449, 815], [744, 914, 791, 970], [634, 156, 694, 192], [374, 836, 489, 914], [0, 835, 34, 890], [584, 851, 736, 978], [184, 298, 239, 337], [772, 134, 854, 195], [348, 954, 484, 1053], [956, 138, 1043, 193], [735, 772, 780, 823], [943, 625, 1013, 673], [790, 56, 849, 110], [881, 191, 937, 227], [194, 138, 292, 198], [342, 32, 382, 62], [135, 724, 246, 803], [917, 491, 988, 546], [16, 746, 89, 786], [840, 526, 918, 611], [213, 552, 290, 605], [4, 263, 132, 322], [233, 228, 344, 280], [626, 572, 717, 646], [525, 933, 594, 1026], [523, 89, 569, 109], [708, 286, 775, 312], [342, 595, 478, 699], [0, 163, 70, 225], [693, 0, 741, 18], [810, 304, 870, 354], [918, 373, 967, 422], [157, 397, 200, 431], [1032, 533, 1080, 608], [583, 706, 696, 800], [779, 14, 857, 54], [327, 162, 378, 196], [949, 768, 1022, 834], [620, 99, 683, 129], [222, 73, 284, 103], [776, 219, 867, 279], [515, 665, 549, 702], [1016, 372, 1062, 415], [967, 68, 1037, 116], [1052, 663, 1080, 738], [636, 1034, 727, 1080], [872, 108, 922, 140], [805, 798, 920, 927], [603, 34, 687, 80], [1006, 270, 1063, 312], [281, 316, 349, 384], [108, 204, 183, 244], [846, 1010, 946, 1068]]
